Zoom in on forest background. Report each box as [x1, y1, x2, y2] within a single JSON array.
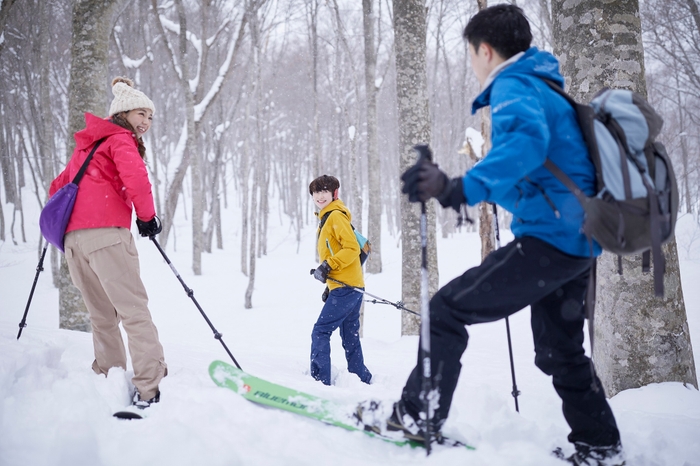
[[0, 0, 699, 398]]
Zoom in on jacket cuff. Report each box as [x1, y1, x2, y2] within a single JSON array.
[[461, 175, 487, 205], [437, 178, 467, 212]]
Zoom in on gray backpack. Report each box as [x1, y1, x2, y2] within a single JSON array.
[[543, 81, 679, 297]]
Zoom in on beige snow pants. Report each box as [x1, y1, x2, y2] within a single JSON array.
[[64, 227, 166, 400]]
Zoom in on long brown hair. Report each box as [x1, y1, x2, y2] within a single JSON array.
[[111, 112, 147, 160]]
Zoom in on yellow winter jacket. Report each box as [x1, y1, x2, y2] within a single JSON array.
[[316, 199, 364, 290]]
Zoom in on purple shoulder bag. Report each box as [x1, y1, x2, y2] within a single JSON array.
[[39, 139, 104, 252]]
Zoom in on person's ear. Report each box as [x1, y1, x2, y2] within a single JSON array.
[[333, 189, 339, 200], [480, 42, 493, 62]]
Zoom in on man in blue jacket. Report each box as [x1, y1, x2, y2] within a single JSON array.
[[358, 5, 623, 465]]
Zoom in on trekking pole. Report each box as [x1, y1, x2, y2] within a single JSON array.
[[17, 242, 49, 340], [310, 274, 420, 317], [492, 203, 521, 412], [149, 236, 242, 370], [419, 197, 433, 454], [414, 145, 434, 455]]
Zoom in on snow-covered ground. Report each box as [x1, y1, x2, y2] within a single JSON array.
[[1, 201, 699, 466]]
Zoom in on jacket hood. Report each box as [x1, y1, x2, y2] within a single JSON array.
[[74, 113, 134, 150], [472, 47, 564, 114], [317, 198, 351, 222]]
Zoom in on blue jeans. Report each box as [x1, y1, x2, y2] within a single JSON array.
[[310, 287, 372, 385]]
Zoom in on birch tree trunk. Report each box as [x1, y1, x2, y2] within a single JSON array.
[[169, 0, 202, 276], [0, 0, 17, 57], [306, 0, 322, 176], [188, 8, 205, 276], [241, 95, 250, 276], [675, 76, 692, 214], [474, 0, 495, 262], [476, 107, 495, 261], [38, 1, 60, 287], [243, 0, 268, 307], [363, 0, 382, 274], [393, 0, 438, 335], [552, 0, 697, 395], [329, 0, 363, 230], [0, 0, 20, 243], [60, 0, 125, 331]]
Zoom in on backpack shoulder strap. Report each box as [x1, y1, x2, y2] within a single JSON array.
[[543, 159, 588, 206], [541, 79, 604, 192], [541, 79, 577, 107], [318, 209, 349, 233]]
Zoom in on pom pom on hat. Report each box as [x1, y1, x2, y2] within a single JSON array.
[[108, 77, 155, 116]]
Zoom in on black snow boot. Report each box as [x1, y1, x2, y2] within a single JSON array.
[[355, 400, 442, 445], [132, 390, 161, 410], [554, 441, 625, 466]]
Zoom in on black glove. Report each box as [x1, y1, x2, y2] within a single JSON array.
[[136, 215, 162, 237], [313, 261, 331, 283], [321, 286, 330, 303], [401, 160, 448, 203], [401, 145, 466, 211]]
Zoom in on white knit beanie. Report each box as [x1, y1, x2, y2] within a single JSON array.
[[108, 77, 156, 116]]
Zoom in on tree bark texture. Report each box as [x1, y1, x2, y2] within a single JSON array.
[[552, 0, 646, 101], [552, 0, 697, 395], [66, 0, 122, 157], [393, 0, 438, 335]]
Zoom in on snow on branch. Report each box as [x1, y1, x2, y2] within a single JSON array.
[[158, 13, 202, 94], [114, 27, 148, 69], [158, 14, 203, 56], [194, 29, 238, 122]]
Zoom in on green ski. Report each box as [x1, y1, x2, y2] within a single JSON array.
[[208, 360, 475, 451]]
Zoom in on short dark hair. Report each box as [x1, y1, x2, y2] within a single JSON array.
[[309, 175, 340, 195], [463, 4, 532, 59]]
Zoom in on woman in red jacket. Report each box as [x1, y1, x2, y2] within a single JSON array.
[[49, 77, 166, 409]]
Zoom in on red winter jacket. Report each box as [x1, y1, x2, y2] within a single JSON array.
[[49, 113, 156, 233]]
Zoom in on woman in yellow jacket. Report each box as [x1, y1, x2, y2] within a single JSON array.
[[310, 175, 372, 385]]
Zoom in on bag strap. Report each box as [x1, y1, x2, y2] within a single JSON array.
[[640, 174, 666, 296], [318, 210, 339, 236], [541, 79, 605, 192], [318, 209, 355, 235], [543, 159, 588, 206], [71, 139, 105, 185], [538, 80, 592, 207]]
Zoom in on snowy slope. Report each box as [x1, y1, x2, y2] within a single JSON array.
[[1, 206, 699, 466]]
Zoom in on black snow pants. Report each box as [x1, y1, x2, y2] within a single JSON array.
[[401, 236, 620, 447]]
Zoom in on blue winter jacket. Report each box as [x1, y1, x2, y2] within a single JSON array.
[[465, 47, 601, 258]]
